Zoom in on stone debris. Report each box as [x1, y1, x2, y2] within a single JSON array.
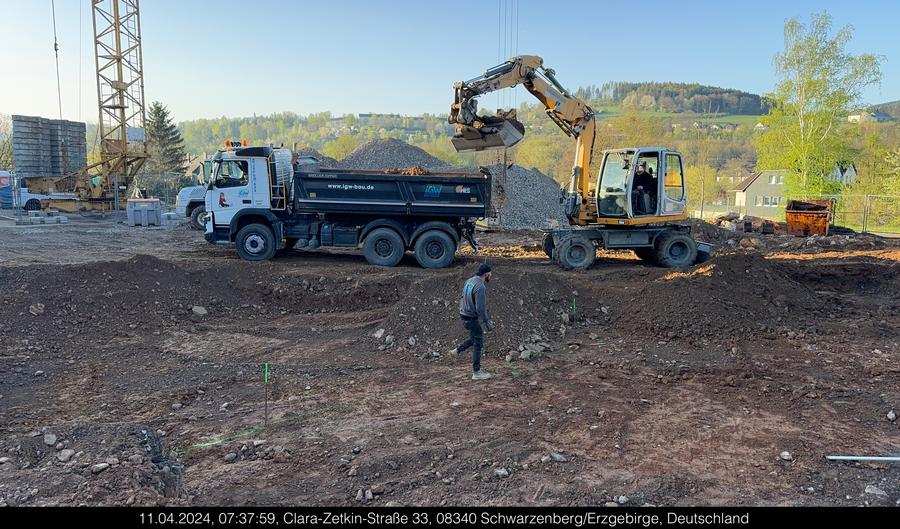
[[485, 164, 568, 229], [340, 138, 451, 171]]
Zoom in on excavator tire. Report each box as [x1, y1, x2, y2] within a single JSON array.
[[555, 233, 595, 271], [542, 232, 555, 258], [653, 230, 698, 268]]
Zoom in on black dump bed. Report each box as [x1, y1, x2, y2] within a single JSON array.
[[291, 166, 492, 219]]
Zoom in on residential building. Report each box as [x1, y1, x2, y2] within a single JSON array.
[[848, 111, 895, 123], [730, 170, 787, 219]]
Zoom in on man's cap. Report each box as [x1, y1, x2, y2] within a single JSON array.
[[477, 263, 492, 276]]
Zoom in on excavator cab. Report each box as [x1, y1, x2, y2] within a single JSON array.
[[594, 147, 686, 222]]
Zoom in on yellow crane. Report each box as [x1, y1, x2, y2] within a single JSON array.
[[449, 55, 712, 269], [28, 0, 148, 212]]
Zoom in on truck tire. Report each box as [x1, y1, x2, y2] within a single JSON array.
[[542, 232, 555, 258], [414, 229, 456, 269], [235, 223, 276, 262], [24, 199, 41, 211], [364, 227, 405, 267], [653, 231, 698, 268], [189, 205, 207, 231], [556, 233, 595, 271], [633, 247, 658, 265]]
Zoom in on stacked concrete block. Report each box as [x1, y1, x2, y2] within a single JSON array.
[[11, 115, 87, 177]]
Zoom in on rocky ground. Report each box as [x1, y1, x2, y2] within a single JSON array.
[[0, 220, 897, 507]]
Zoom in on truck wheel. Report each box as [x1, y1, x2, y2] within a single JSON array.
[[414, 229, 456, 269], [364, 228, 405, 267], [235, 223, 276, 261], [653, 231, 698, 268], [633, 247, 658, 265], [24, 199, 41, 211], [542, 232, 555, 258], [556, 234, 595, 271], [189, 205, 207, 230]]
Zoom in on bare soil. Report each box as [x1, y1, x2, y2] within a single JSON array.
[[0, 221, 898, 507]]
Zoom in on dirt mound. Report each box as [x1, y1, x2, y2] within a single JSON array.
[[684, 218, 743, 245], [601, 252, 819, 341], [340, 138, 451, 171], [296, 148, 339, 168], [487, 164, 568, 229], [370, 266, 581, 358]]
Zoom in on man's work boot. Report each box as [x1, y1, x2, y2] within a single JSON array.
[[471, 371, 492, 381]]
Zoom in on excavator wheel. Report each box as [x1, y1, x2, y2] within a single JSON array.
[[541, 233, 555, 258], [653, 231, 698, 268], [555, 234, 595, 271]]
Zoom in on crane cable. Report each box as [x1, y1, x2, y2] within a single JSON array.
[[51, 0, 63, 121]]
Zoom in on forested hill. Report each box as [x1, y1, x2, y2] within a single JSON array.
[[872, 100, 900, 117], [574, 82, 768, 115]]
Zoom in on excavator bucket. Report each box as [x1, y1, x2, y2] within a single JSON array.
[[451, 118, 525, 152]]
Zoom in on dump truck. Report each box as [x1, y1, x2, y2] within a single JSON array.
[[203, 145, 492, 268]]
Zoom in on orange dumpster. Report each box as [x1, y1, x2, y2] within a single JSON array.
[[785, 199, 833, 237]]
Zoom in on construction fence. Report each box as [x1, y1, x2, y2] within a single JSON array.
[[691, 194, 900, 237]]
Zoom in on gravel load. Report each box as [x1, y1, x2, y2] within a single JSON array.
[[296, 148, 339, 168], [339, 138, 452, 171], [486, 164, 568, 229]]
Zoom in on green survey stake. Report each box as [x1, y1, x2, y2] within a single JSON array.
[[264, 362, 269, 384]]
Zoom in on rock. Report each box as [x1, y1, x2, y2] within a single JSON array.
[[519, 349, 533, 361], [106, 457, 119, 465], [888, 410, 896, 422], [373, 329, 385, 339], [494, 467, 509, 478], [347, 466, 358, 477], [252, 440, 266, 447], [540, 455, 551, 464], [550, 452, 567, 462], [865, 485, 887, 496], [0, 457, 10, 464], [408, 337, 417, 346], [29, 303, 45, 316], [616, 495, 630, 505], [505, 354, 513, 363], [91, 463, 110, 474], [57, 449, 75, 463], [224, 453, 238, 463], [34, 370, 45, 377], [385, 335, 395, 345], [55, 442, 64, 450], [780, 451, 793, 461], [604, 501, 619, 507], [43, 433, 57, 446], [355, 489, 365, 502], [128, 454, 143, 465], [191, 305, 208, 316], [561, 313, 571, 324], [171, 402, 183, 410], [364, 489, 374, 501]]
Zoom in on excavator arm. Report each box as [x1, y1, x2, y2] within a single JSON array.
[[448, 55, 597, 224]]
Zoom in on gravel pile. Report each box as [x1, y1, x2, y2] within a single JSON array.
[[487, 164, 568, 229], [296, 148, 339, 168], [340, 138, 452, 171]]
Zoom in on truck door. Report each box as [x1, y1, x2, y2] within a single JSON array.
[[208, 158, 251, 227]]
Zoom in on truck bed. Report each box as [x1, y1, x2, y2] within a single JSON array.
[[291, 167, 492, 219]]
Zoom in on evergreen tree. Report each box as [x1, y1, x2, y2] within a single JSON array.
[[145, 101, 186, 174]]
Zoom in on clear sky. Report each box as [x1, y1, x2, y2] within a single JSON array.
[[0, 0, 896, 123]]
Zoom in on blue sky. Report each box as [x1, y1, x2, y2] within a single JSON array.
[[0, 0, 896, 123]]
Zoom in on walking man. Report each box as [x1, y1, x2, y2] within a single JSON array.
[[449, 263, 495, 380]]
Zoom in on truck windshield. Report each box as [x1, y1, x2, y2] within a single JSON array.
[[596, 152, 629, 216], [214, 160, 249, 188]]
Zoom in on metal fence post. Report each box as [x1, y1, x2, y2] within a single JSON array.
[[862, 194, 870, 234]]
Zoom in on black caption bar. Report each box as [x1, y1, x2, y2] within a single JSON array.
[[0, 506, 893, 528]]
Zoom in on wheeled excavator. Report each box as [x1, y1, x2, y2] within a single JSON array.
[[449, 55, 714, 269]]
